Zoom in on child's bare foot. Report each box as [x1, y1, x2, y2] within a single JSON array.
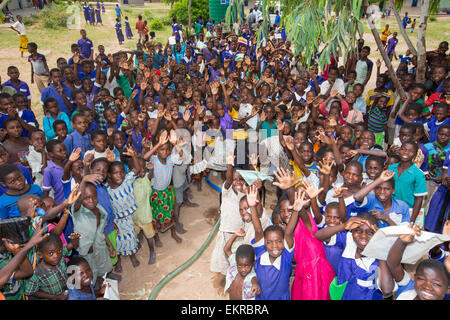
[[171, 229, 182, 243], [130, 255, 140, 268], [114, 263, 122, 273], [175, 222, 187, 234], [154, 235, 163, 247], [183, 199, 199, 207], [148, 251, 156, 265], [106, 272, 122, 281]]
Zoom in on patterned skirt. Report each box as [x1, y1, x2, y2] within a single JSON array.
[[114, 215, 139, 256], [150, 186, 176, 232]]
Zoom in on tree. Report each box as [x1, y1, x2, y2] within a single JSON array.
[[0, 0, 12, 10], [256, 0, 441, 95]]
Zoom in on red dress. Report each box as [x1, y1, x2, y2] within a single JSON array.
[[291, 212, 336, 300]]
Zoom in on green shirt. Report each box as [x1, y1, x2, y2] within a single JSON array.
[[0, 252, 26, 300], [388, 162, 428, 208], [258, 120, 278, 141], [195, 22, 203, 36], [116, 74, 134, 99]]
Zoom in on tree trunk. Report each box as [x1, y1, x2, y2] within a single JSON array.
[[0, 0, 12, 10], [389, 0, 417, 56], [188, 0, 192, 29], [365, 0, 407, 100], [416, 0, 429, 83]]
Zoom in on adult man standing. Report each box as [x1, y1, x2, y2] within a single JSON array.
[[10, 15, 28, 58], [247, 8, 256, 32], [135, 15, 145, 43]]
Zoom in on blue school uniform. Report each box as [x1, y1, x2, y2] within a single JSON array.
[[2, 79, 31, 100], [337, 232, 382, 300], [95, 8, 102, 24], [63, 129, 93, 159], [323, 229, 347, 274], [115, 22, 124, 43], [425, 116, 450, 143], [252, 238, 295, 300], [18, 109, 36, 137], [357, 147, 383, 171], [324, 187, 366, 218], [42, 160, 65, 205], [68, 284, 96, 300], [0, 184, 43, 219], [354, 193, 410, 228], [41, 83, 73, 117], [424, 150, 450, 233]]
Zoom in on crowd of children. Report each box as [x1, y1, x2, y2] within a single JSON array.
[[0, 8, 449, 301]]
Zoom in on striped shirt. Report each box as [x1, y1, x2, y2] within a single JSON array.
[[368, 106, 388, 133], [151, 153, 183, 191]]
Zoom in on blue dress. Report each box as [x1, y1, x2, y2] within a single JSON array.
[[83, 5, 90, 22], [425, 150, 450, 233], [253, 238, 295, 300], [323, 230, 347, 275], [89, 7, 95, 24], [95, 8, 102, 24], [336, 232, 383, 300], [115, 22, 124, 42], [125, 20, 133, 38], [101, 3, 105, 13], [105, 172, 139, 256]]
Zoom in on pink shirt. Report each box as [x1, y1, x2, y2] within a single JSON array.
[[319, 99, 349, 125]]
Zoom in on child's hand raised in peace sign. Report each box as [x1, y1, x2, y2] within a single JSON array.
[[332, 183, 348, 198]]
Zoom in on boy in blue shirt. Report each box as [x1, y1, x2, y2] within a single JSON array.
[[353, 170, 411, 228], [63, 113, 93, 158], [2, 66, 31, 109], [42, 140, 69, 206], [0, 163, 43, 219]]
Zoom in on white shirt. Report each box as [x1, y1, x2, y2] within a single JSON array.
[[319, 78, 346, 96], [12, 21, 26, 35]]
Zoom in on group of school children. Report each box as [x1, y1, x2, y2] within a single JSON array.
[[0, 14, 449, 301]]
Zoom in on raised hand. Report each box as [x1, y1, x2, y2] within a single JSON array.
[[140, 81, 148, 91], [183, 109, 191, 122], [332, 183, 348, 198], [123, 145, 138, 157], [346, 149, 359, 159], [289, 189, 310, 212], [69, 147, 82, 162], [234, 228, 246, 237], [163, 110, 172, 121], [169, 130, 177, 145], [399, 222, 421, 244], [66, 183, 81, 205], [379, 170, 395, 181], [302, 178, 324, 200], [283, 135, 295, 151], [317, 158, 335, 175], [157, 104, 165, 118], [273, 167, 299, 190], [259, 111, 266, 122], [276, 120, 284, 132], [158, 130, 168, 145], [106, 148, 115, 163], [250, 154, 259, 170], [226, 152, 235, 166], [246, 184, 259, 207]]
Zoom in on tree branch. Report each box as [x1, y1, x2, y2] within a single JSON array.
[[389, 0, 417, 56]]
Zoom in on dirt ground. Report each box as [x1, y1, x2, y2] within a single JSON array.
[[0, 3, 448, 300]]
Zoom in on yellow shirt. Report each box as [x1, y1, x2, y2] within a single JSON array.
[[380, 28, 391, 41]]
